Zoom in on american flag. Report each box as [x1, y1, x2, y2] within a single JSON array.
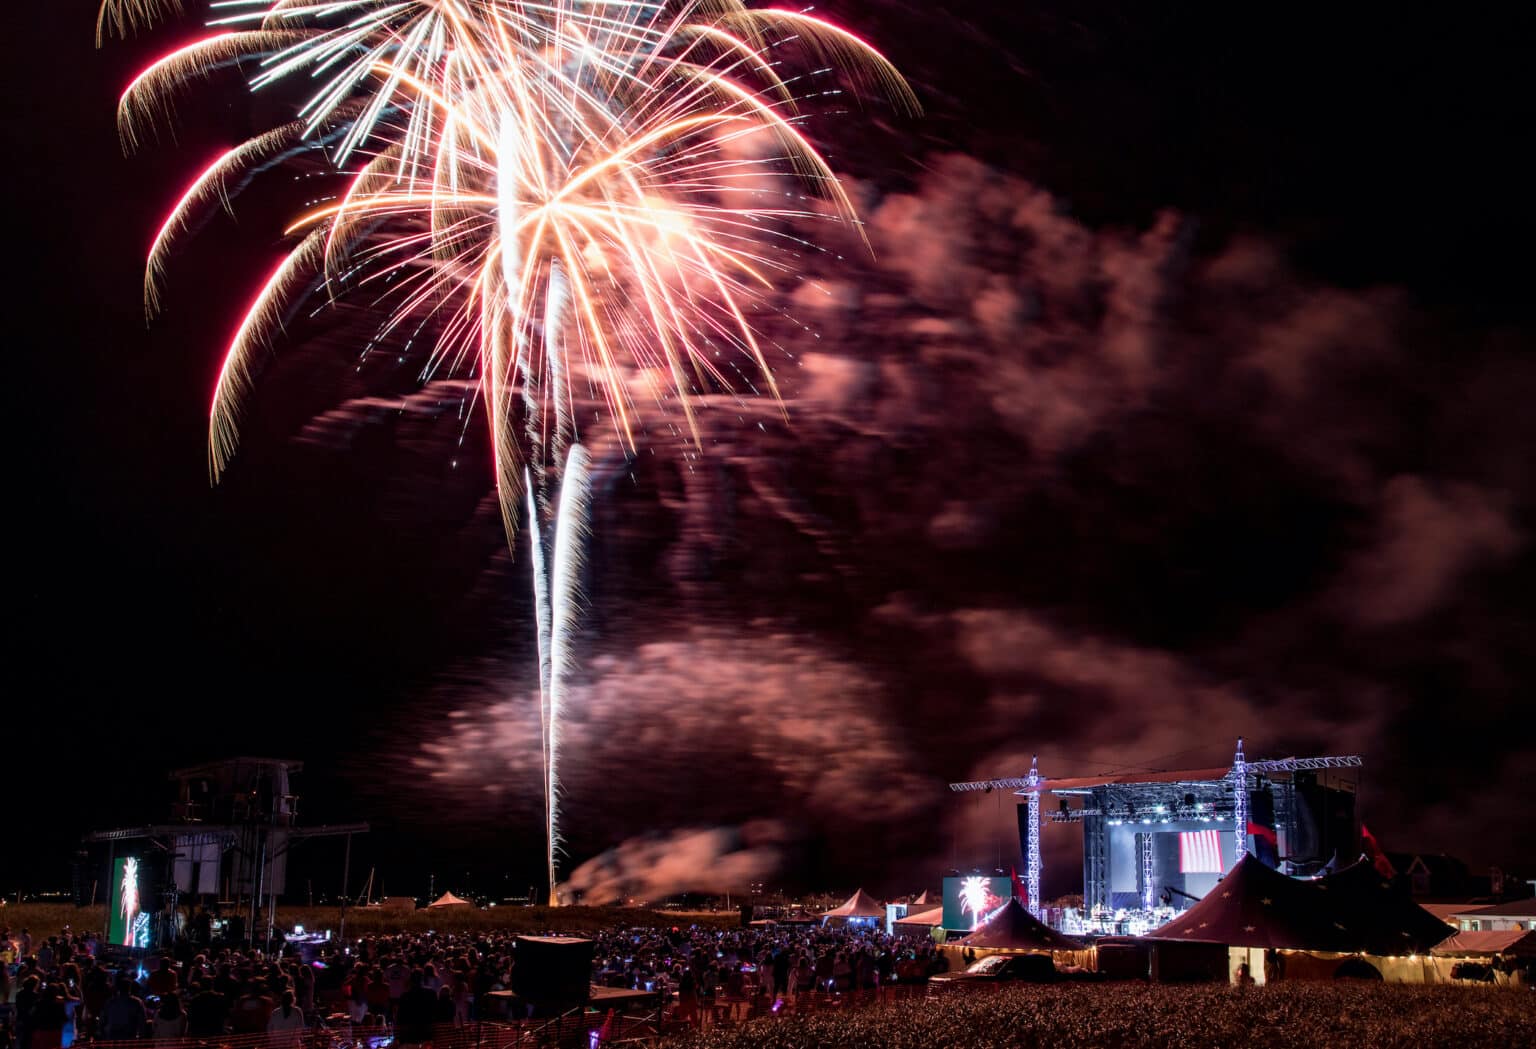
[[1180, 829, 1224, 874]]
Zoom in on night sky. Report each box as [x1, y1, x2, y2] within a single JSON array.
[[10, 3, 1534, 902]]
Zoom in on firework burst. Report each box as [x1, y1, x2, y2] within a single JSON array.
[[104, 0, 914, 898]]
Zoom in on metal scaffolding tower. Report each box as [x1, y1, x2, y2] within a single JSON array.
[[1025, 755, 1041, 918]]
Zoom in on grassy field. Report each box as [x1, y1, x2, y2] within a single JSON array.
[[0, 902, 739, 938], [671, 983, 1536, 1049]]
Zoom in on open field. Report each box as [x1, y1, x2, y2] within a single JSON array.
[[671, 983, 1535, 1049], [0, 903, 740, 937]]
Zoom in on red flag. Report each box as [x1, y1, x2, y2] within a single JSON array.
[[1009, 866, 1027, 902], [1246, 821, 1278, 846], [1361, 823, 1396, 879]]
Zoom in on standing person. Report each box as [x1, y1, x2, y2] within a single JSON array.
[[448, 970, 471, 1027], [394, 973, 437, 1048], [344, 976, 368, 1023], [675, 969, 697, 1026], [383, 957, 408, 1017], [364, 971, 390, 1019], [16, 976, 42, 1049], [146, 960, 178, 1000], [100, 979, 147, 1041], [80, 963, 111, 1038], [230, 980, 274, 1035], [772, 949, 789, 1001], [266, 990, 306, 1047], [30, 985, 67, 1049], [56, 974, 81, 1049], [186, 982, 229, 1037], [294, 963, 315, 1014], [151, 993, 188, 1041]]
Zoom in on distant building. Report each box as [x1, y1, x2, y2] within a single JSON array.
[[1384, 852, 1477, 898], [1450, 899, 1536, 933]]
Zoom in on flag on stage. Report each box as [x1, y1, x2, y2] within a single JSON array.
[[1361, 823, 1396, 879], [1180, 829, 1224, 874]]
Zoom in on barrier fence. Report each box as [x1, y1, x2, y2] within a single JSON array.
[[61, 984, 937, 1049]]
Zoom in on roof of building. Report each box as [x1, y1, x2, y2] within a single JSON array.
[[1384, 852, 1470, 881], [1450, 898, 1536, 919], [1421, 902, 1483, 923], [1041, 766, 1233, 793]]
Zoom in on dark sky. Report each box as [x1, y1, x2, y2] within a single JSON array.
[[9, 3, 1534, 903]]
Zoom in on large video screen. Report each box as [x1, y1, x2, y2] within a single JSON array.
[[106, 856, 152, 948], [941, 875, 1014, 930]]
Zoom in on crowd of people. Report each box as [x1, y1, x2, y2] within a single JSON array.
[[0, 920, 943, 1048], [1, 926, 319, 1049], [585, 924, 950, 1015]]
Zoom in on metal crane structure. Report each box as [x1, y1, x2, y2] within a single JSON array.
[[950, 741, 1363, 920]]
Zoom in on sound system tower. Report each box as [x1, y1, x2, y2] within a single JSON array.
[[513, 936, 594, 1009]]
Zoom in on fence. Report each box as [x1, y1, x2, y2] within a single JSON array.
[[64, 983, 936, 1049]]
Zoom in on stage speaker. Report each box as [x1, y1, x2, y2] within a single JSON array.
[[513, 936, 594, 1004]]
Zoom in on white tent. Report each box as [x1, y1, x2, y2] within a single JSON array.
[[428, 891, 474, 909], [822, 889, 884, 922], [893, 905, 944, 929]]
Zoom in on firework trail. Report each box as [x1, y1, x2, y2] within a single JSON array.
[[102, 0, 914, 899], [524, 442, 590, 904], [546, 443, 591, 902]]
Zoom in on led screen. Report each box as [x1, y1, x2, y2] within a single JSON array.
[[106, 856, 151, 948], [941, 875, 1014, 930]]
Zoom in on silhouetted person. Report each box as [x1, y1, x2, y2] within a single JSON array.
[[100, 979, 146, 1040], [267, 989, 306, 1046], [230, 980, 274, 1035], [395, 972, 437, 1046], [151, 993, 187, 1041], [186, 983, 229, 1037]]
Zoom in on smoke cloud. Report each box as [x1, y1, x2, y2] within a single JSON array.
[[331, 151, 1536, 886], [558, 823, 787, 905]]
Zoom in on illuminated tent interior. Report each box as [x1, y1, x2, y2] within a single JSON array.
[[1148, 853, 1451, 953], [1145, 853, 1458, 983]]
